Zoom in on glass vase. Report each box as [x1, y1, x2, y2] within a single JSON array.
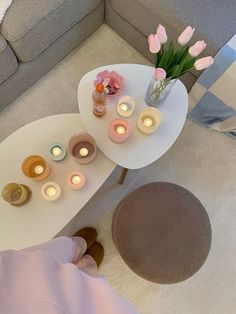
[[145, 76, 176, 107]]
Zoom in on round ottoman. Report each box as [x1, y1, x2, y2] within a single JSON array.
[[112, 182, 212, 284]]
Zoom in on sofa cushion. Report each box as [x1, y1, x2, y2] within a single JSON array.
[[110, 0, 236, 57], [0, 35, 18, 84], [1, 0, 102, 62]]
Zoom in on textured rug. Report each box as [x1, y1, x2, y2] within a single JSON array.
[[1, 25, 236, 314], [189, 34, 236, 137]]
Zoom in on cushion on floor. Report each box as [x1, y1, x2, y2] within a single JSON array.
[[1, 0, 102, 62], [112, 182, 212, 284], [0, 35, 18, 84], [110, 0, 236, 76]]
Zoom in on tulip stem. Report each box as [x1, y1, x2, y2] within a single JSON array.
[[151, 80, 168, 101]]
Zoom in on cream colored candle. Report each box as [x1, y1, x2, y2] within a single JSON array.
[[137, 107, 162, 134]]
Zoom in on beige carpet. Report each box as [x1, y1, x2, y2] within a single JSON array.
[[1, 25, 236, 314]]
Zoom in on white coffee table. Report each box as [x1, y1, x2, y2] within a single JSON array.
[[78, 64, 188, 182], [0, 114, 116, 250]]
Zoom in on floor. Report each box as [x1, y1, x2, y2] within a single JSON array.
[[1, 25, 236, 314]]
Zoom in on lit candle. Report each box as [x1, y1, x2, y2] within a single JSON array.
[[41, 182, 61, 201], [51, 146, 62, 156], [49, 143, 67, 161], [46, 186, 56, 197], [68, 133, 97, 165], [66, 171, 85, 190], [22, 155, 50, 181], [117, 96, 135, 118], [116, 126, 126, 134], [79, 148, 89, 157], [120, 103, 128, 112], [143, 118, 153, 127], [34, 165, 44, 174], [108, 118, 131, 144], [137, 107, 162, 135], [71, 175, 81, 185]]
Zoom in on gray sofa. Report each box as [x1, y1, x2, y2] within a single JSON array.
[[0, 0, 104, 110], [0, 0, 235, 111]]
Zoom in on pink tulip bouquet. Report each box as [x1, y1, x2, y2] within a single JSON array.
[[145, 24, 214, 106]]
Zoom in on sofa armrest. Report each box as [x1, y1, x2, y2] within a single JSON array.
[[0, 34, 18, 84]]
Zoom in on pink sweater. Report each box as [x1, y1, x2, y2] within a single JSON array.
[[0, 237, 137, 314]]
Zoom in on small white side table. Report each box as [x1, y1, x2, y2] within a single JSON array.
[[78, 64, 188, 183], [0, 114, 116, 250]]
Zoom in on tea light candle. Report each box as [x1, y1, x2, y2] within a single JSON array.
[[49, 143, 67, 161], [117, 96, 135, 118], [137, 107, 163, 135], [22, 155, 50, 181], [52, 146, 61, 156], [34, 165, 44, 174], [143, 118, 153, 127], [116, 126, 126, 134], [66, 171, 85, 190], [79, 147, 89, 157], [68, 133, 97, 165], [108, 118, 131, 143], [41, 182, 61, 201]]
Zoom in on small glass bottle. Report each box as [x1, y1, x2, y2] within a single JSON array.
[[2, 183, 32, 206], [92, 83, 107, 117]]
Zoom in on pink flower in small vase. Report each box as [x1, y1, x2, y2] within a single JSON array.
[[155, 68, 166, 81], [94, 70, 124, 99]]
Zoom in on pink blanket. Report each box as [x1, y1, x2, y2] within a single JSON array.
[[0, 237, 137, 314]]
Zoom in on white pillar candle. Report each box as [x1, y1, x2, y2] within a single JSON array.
[[117, 96, 135, 117], [41, 182, 61, 201]]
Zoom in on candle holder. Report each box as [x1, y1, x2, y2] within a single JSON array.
[[49, 143, 67, 161], [117, 95, 135, 118], [66, 171, 86, 190], [22, 155, 50, 181], [2, 183, 32, 206], [41, 182, 61, 201], [68, 133, 97, 165], [108, 118, 131, 143], [137, 107, 162, 135]]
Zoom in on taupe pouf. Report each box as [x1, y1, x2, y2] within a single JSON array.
[[112, 182, 212, 284]]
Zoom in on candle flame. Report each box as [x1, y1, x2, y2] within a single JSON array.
[[116, 126, 126, 134], [143, 118, 153, 127], [79, 148, 89, 157]]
